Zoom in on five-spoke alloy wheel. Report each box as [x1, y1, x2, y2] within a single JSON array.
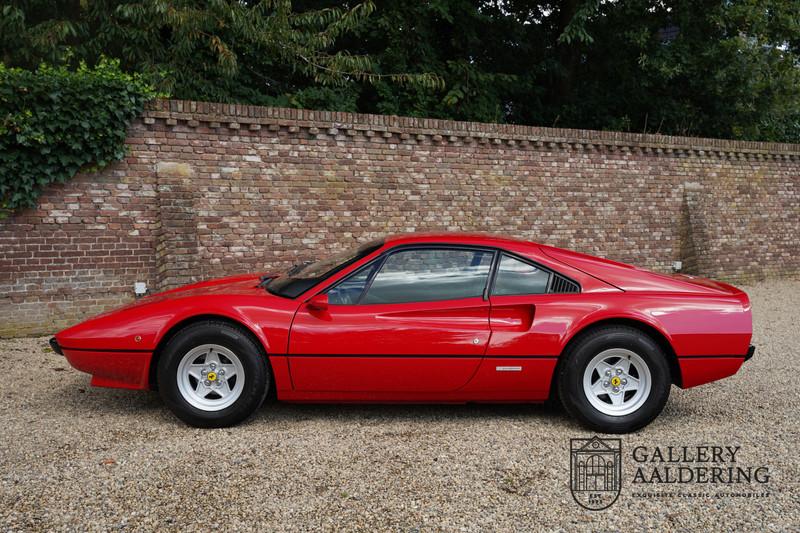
[[558, 326, 670, 433], [176, 344, 245, 411], [582, 348, 652, 417], [158, 321, 270, 428]]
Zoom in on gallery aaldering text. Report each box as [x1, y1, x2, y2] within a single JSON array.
[[631, 446, 770, 484]]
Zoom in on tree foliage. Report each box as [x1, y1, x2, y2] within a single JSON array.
[[1, 0, 441, 107], [3, 0, 800, 141], [0, 59, 157, 216]]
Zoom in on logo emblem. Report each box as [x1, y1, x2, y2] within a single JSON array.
[[570, 436, 622, 510], [207, 371, 217, 382]]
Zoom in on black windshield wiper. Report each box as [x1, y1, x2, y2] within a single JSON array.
[[258, 274, 276, 289], [287, 260, 313, 276]]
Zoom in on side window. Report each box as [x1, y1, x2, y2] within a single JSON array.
[[361, 249, 493, 304], [492, 254, 551, 296], [327, 262, 379, 305]]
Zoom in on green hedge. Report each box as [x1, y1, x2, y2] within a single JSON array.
[[0, 59, 157, 217]]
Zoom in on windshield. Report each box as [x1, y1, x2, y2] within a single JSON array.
[[266, 239, 384, 298]]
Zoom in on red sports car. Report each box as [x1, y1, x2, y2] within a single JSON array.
[[51, 233, 754, 433]]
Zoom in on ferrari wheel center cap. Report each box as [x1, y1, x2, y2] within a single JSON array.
[[610, 376, 621, 387], [207, 371, 217, 382]]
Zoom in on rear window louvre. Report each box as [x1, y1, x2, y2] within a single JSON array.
[[549, 274, 580, 294]]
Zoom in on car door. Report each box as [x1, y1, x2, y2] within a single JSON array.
[[476, 253, 562, 399], [486, 253, 552, 355], [288, 247, 494, 393]]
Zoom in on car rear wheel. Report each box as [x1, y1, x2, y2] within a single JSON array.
[[157, 321, 269, 427], [557, 326, 670, 433]]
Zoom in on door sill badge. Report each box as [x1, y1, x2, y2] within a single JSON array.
[[495, 365, 522, 372]]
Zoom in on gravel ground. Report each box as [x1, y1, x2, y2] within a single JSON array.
[[1, 280, 798, 532]]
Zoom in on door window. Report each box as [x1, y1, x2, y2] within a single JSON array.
[[360, 248, 493, 304], [327, 262, 380, 305]]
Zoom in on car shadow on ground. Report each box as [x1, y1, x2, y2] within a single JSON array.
[[253, 400, 570, 426], [45, 374, 695, 432], [47, 374, 578, 427]]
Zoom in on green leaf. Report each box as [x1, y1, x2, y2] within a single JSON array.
[[0, 59, 155, 214]]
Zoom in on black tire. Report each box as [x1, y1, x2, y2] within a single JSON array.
[[557, 326, 671, 433], [157, 321, 269, 428]]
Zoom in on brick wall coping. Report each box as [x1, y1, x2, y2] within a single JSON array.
[[145, 98, 800, 158]]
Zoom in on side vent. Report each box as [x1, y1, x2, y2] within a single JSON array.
[[549, 274, 580, 294]]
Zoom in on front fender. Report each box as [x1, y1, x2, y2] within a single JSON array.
[[56, 293, 299, 356]]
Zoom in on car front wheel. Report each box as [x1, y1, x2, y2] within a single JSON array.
[[157, 321, 269, 427], [557, 326, 671, 433]]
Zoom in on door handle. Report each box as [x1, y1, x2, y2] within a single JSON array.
[[489, 304, 535, 330]]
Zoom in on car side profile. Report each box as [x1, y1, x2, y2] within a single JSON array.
[[51, 233, 754, 433]]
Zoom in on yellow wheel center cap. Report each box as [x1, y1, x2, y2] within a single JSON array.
[[611, 376, 621, 387], [207, 371, 217, 382]]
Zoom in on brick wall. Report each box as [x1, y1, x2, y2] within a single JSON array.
[[1, 99, 798, 336]]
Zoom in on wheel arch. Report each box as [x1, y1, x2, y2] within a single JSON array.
[[148, 314, 274, 393], [549, 317, 682, 400]]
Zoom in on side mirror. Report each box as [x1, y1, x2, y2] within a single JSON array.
[[307, 293, 329, 312]]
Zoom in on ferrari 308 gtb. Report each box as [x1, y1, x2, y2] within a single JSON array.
[[51, 233, 754, 433]]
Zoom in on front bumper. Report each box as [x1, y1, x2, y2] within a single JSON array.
[[51, 336, 152, 390], [49, 337, 63, 355]]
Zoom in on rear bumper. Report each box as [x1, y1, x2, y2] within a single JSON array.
[[744, 344, 755, 362], [678, 345, 754, 389]]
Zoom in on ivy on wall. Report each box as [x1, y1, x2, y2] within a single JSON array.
[[0, 58, 158, 217]]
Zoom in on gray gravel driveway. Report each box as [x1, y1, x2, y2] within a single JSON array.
[[1, 281, 798, 531]]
